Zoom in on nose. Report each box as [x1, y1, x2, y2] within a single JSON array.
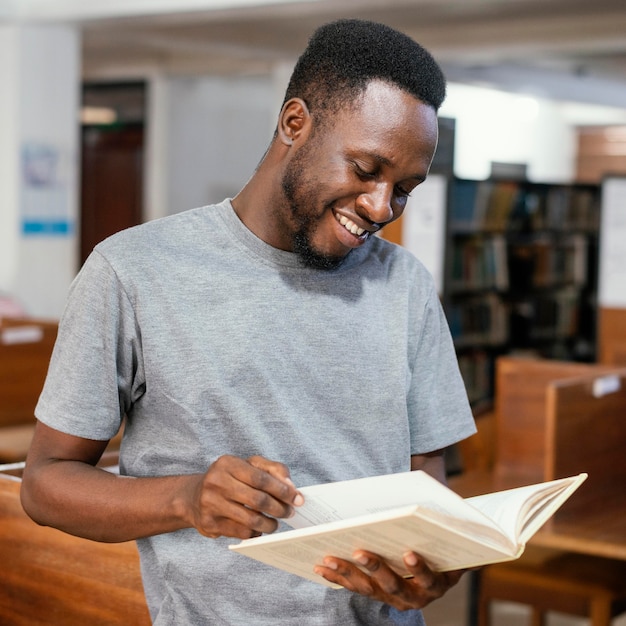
[[355, 184, 395, 226]]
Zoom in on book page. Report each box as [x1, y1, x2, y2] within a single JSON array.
[[465, 474, 587, 544], [516, 473, 587, 544], [286, 471, 497, 532]]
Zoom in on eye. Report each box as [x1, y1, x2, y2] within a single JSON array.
[[395, 185, 412, 199], [353, 162, 377, 181]]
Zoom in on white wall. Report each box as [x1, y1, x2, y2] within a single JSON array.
[[162, 75, 276, 214], [440, 83, 626, 182], [0, 24, 80, 318], [0, 26, 20, 294]]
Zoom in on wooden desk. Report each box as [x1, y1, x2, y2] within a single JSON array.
[[453, 359, 626, 561], [450, 469, 626, 626], [0, 463, 150, 626], [0, 319, 58, 463], [450, 469, 626, 561], [453, 359, 626, 625], [0, 318, 125, 463]]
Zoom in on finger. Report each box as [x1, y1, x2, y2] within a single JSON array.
[[402, 552, 464, 603], [234, 478, 298, 520], [352, 551, 407, 597], [246, 456, 304, 507], [196, 515, 264, 540], [198, 457, 291, 529], [313, 558, 375, 596], [403, 551, 435, 584], [316, 555, 427, 611], [247, 455, 291, 483], [212, 456, 301, 517], [207, 471, 294, 522], [352, 550, 445, 610], [196, 479, 282, 536]]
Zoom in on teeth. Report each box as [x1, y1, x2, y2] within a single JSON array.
[[338, 215, 365, 236]]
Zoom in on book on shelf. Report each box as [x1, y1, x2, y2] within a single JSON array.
[[458, 350, 492, 404], [229, 470, 587, 588], [447, 292, 508, 347], [508, 233, 589, 290], [484, 182, 519, 231], [449, 180, 494, 231], [546, 186, 599, 231], [529, 286, 581, 340], [449, 234, 508, 292], [448, 179, 599, 235]]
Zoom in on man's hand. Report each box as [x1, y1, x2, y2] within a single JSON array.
[[186, 454, 304, 540], [313, 550, 465, 610], [22, 424, 304, 543]]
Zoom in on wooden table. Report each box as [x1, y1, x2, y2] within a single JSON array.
[[451, 469, 626, 560], [0, 463, 151, 626], [450, 469, 626, 626], [449, 359, 626, 625]]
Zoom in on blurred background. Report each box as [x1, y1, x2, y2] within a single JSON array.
[[2, 0, 626, 319]]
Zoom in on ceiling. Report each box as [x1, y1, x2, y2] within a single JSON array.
[[38, 0, 626, 108]]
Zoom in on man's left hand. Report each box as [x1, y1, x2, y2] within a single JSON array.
[[313, 550, 465, 610]]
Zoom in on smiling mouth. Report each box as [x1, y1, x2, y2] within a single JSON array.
[[335, 213, 367, 237]]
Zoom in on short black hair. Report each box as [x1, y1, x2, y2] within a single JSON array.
[[283, 19, 446, 122]]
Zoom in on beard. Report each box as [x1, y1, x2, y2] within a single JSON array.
[[280, 145, 348, 271], [291, 222, 346, 271]]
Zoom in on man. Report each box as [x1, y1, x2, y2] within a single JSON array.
[[21, 19, 476, 625]]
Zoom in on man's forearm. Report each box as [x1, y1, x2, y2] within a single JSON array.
[[21, 461, 198, 542]]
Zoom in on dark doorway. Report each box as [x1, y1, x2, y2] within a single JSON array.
[[80, 82, 146, 266]]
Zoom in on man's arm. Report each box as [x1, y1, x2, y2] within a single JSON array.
[[409, 449, 447, 482], [21, 421, 303, 543]]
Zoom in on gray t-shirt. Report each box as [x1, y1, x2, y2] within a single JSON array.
[[36, 200, 475, 625]]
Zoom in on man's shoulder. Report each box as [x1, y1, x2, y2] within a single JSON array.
[[93, 203, 229, 262]]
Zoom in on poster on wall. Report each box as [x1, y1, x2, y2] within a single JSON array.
[[20, 142, 73, 236], [401, 174, 447, 294], [598, 177, 626, 308]]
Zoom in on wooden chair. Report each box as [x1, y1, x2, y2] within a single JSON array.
[[461, 358, 626, 626], [478, 546, 626, 626], [0, 462, 151, 625]]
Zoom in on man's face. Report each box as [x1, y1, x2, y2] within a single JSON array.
[[279, 80, 439, 270]]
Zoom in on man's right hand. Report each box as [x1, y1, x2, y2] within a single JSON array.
[[186, 454, 304, 539]]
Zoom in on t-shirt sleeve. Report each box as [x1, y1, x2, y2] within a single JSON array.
[[407, 278, 476, 454], [35, 250, 145, 441]]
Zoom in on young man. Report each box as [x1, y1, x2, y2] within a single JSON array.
[[21, 19, 476, 625]]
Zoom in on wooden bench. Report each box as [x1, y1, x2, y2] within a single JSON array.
[[0, 318, 122, 463], [478, 546, 626, 626], [0, 319, 58, 463], [0, 462, 151, 625]]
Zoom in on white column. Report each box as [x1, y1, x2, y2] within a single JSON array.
[[0, 23, 80, 318], [144, 73, 170, 223]]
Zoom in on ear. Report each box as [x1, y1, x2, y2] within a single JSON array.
[[277, 98, 311, 147]]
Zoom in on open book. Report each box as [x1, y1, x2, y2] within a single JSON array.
[[229, 470, 587, 588]]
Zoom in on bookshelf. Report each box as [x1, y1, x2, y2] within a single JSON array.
[[443, 178, 601, 405]]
